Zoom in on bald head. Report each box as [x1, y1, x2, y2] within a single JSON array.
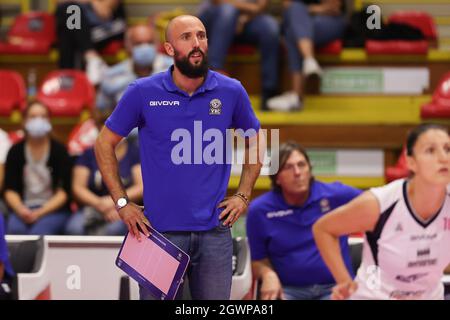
[[165, 15, 205, 44], [163, 14, 209, 78]]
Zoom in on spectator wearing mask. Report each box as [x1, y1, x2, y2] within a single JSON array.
[[4, 101, 72, 235], [96, 24, 172, 111]]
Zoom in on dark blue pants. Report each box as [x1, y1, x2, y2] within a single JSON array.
[[284, 1, 346, 71], [7, 211, 70, 235], [198, 3, 280, 93]]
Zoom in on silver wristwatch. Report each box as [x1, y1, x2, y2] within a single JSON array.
[[115, 197, 129, 211]]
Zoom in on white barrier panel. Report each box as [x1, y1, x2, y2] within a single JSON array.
[[5, 235, 449, 300], [7, 235, 126, 300], [6, 235, 252, 300], [6, 235, 51, 300], [45, 236, 126, 300]]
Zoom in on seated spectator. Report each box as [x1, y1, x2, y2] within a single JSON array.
[[246, 141, 360, 300], [4, 101, 72, 235], [267, 0, 346, 111], [0, 214, 14, 300], [198, 0, 280, 110], [96, 24, 172, 111], [65, 110, 142, 235], [55, 0, 126, 85]]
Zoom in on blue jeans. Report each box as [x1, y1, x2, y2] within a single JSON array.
[[139, 224, 233, 300], [283, 283, 333, 300], [198, 3, 280, 93], [7, 210, 70, 235], [64, 210, 128, 236], [284, 1, 346, 71]]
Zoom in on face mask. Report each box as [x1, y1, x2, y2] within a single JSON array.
[[25, 117, 52, 137], [132, 43, 156, 67]]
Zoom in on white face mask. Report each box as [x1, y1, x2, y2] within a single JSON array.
[[132, 43, 156, 67], [25, 117, 52, 137]]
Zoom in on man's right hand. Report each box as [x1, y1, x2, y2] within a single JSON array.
[[260, 272, 284, 300], [118, 202, 150, 241]]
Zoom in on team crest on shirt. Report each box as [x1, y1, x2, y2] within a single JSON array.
[[209, 98, 222, 115], [395, 223, 403, 232], [320, 198, 330, 213]]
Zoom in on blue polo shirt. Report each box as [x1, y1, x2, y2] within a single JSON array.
[[246, 180, 361, 287], [106, 67, 260, 232], [0, 214, 14, 279]]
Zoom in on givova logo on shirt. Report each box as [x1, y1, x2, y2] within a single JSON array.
[[149, 100, 180, 107], [266, 209, 294, 219]]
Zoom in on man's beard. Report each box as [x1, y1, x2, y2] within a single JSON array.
[[174, 48, 209, 79]]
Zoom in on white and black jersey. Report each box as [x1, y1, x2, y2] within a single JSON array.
[[351, 179, 450, 300]]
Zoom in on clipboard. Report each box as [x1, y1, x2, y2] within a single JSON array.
[[115, 224, 190, 300]]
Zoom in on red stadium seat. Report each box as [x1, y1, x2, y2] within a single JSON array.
[[366, 11, 436, 55], [0, 70, 27, 116], [365, 39, 429, 55], [421, 71, 450, 118], [385, 145, 409, 182], [389, 11, 437, 43], [0, 12, 55, 55], [317, 39, 343, 55], [67, 118, 99, 157], [37, 70, 95, 117]]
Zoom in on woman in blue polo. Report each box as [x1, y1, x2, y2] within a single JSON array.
[[246, 141, 361, 300]]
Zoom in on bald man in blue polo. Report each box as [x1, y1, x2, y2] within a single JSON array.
[[95, 15, 263, 300]]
